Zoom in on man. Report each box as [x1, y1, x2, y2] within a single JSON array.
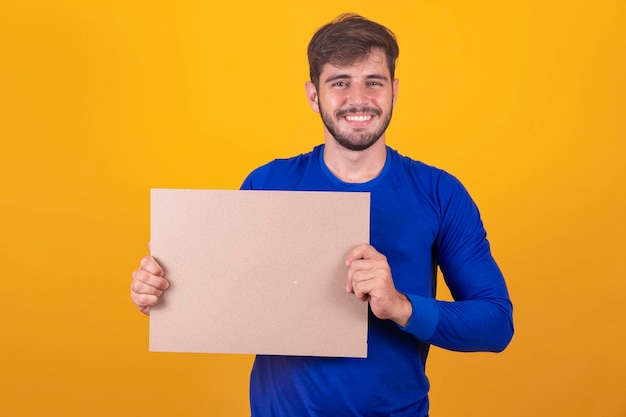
[[130, 13, 514, 416]]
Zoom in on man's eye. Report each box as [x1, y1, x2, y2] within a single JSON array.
[[334, 81, 347, 87]]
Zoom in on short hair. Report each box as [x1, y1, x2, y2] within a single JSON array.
[[307, 13, 399, 87]]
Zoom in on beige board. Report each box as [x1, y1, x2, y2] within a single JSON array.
[[149, 189, 370, 357]]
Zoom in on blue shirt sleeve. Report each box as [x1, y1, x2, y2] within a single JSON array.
[[402, 172, 514, 352]]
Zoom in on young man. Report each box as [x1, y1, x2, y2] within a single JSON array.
[[131, 13, 514, 416]]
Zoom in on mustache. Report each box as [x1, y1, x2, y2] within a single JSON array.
[[335, 107, 382, 118]]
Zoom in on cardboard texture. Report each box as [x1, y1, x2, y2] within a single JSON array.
[[149, 189, 370, 357]]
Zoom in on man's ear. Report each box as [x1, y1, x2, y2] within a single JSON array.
[[305, 81, 320, 113], [392, 78, 399, 107]]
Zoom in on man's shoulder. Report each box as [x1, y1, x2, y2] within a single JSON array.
[[387, 147, 465, 191], [241, 146, 322, 190], [252, 145, 320, 176], [388, 147, 444, 179]]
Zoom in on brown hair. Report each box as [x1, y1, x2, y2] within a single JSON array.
[[307, 13, 399, 88]]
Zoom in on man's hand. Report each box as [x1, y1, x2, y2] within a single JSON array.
[[130, 255, 170, 315], [345, 243, 412, 327]]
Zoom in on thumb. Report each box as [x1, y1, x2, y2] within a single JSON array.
[[345, 243, 377, 266]]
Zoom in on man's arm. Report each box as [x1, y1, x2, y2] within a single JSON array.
[[406, 172, 513, 352], [345, 172, 513, 353]]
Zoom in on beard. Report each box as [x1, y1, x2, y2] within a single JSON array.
[[319, 104, 393, 152]]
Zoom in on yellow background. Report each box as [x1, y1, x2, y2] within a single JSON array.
[[1, 1, 625, 416]]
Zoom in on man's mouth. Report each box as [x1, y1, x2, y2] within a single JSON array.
[[337, 107, 380, 124], [345, 115, 373, 122]]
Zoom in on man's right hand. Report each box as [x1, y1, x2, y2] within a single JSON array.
[[130, 256, 170, 315]]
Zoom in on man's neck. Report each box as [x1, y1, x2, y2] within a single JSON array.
[[322, 138, 387, 183]]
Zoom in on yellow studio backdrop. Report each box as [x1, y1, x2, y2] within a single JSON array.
[[1, 1, 624, 416]]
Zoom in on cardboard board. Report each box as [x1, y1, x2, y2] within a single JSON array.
[[149, 189, 370, 357]]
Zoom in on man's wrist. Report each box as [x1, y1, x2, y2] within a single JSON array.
[[392, 292, 413, 328]]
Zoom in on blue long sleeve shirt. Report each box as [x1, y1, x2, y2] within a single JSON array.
[[241, 145, 513, 416]]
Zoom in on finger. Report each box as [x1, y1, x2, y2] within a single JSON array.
[[352, 278, 373, 302], [345, 243, 369, 266], [346, 263, 376, 293], [350, 268, 377, 286], [132, 268, 170, 291], [130, 279, 164, 297], [345, 243, 382, 266], [130, 291, 159, 311], [140, 255, 165, 276]]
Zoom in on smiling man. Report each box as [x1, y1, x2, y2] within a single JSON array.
[[131, 13, 514, 416]]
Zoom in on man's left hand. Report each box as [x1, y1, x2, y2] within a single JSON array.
[[345, 243, 412, 327]]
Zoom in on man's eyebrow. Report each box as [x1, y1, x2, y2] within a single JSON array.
[[323, 73, 390, 84], [324, 74, 351, 84], [365, 74, 390, 81]]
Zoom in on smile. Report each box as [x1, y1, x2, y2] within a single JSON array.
[[344, 115, 373, 122]]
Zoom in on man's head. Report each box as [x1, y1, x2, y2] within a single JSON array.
[[307, 13, 399, 90], [305, 14, 400, 152]]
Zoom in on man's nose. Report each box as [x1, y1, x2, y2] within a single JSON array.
[[347, 84, 369, 105]]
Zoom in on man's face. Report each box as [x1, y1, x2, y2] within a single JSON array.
[[306, 48, 399, 151]]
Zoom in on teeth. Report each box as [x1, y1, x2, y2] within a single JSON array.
[[345, 115, 372, 122]]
